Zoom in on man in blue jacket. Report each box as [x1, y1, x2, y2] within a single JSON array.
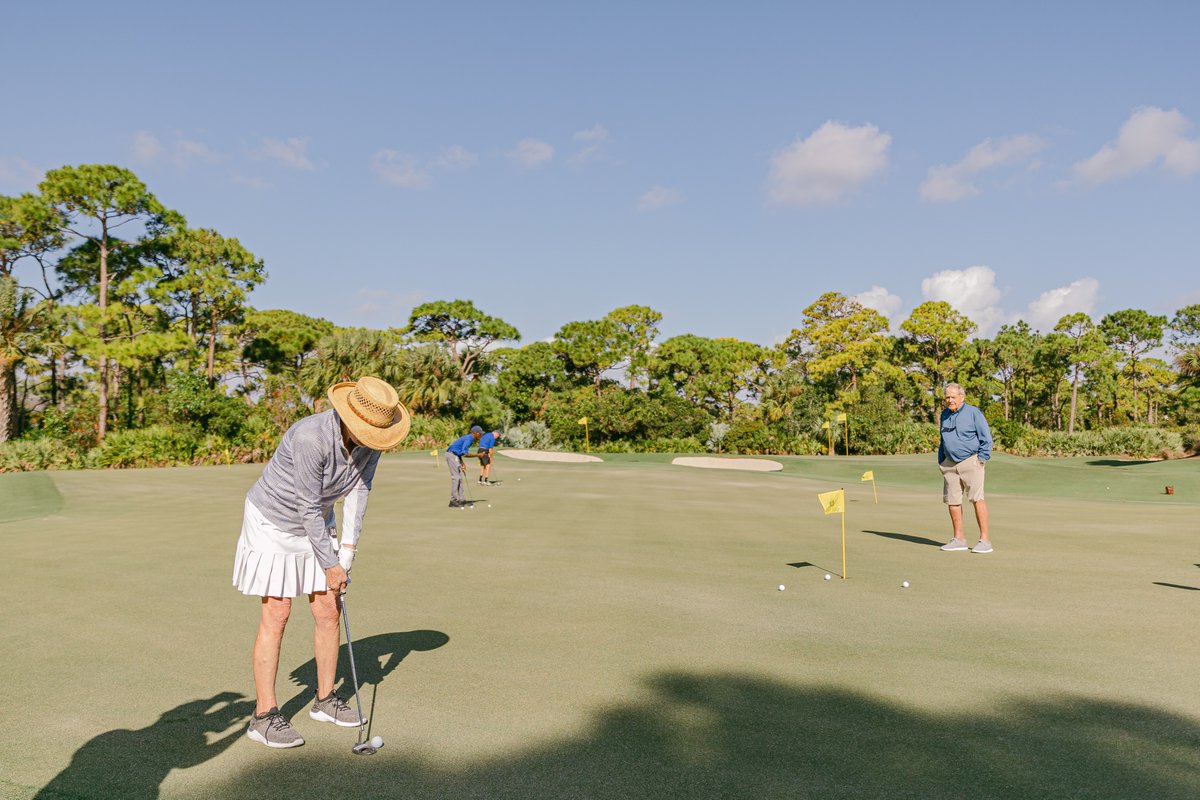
[[937, 383, 994, 553], [446, 426, 482, 508]]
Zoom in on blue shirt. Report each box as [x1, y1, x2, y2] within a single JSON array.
[[938, 403, 992, 463], [448, 433, 475, 456], [477, 432, 496, 450]]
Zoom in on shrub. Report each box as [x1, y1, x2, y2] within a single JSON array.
[[0, 438, 83, 472], [85, 425, 203, 469], [505, 421, 556, 450]]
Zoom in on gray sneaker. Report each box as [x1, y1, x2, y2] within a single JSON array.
[[247, 707, 304, 748], [971, 540, 994, 554], [310, 691, 366, 727], [940, 538, 969, 551]]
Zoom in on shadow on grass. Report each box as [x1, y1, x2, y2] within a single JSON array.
[[863, 529, 943, 547], [1086, 458, 1160, 467], [282, 629, 449, 721], [1153, 582, 1200, 591], [191, 672, 1199, 800], [787, 561, 840, 575], [33, 691, 252, 800]]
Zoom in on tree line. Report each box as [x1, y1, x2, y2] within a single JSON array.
[[2, 164, 1198, 469]]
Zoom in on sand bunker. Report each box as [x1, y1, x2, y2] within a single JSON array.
[[672, 456, 783, 472], [499, 449, 604, 463]]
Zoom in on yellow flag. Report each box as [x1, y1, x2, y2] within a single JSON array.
[[820, 421, 829, 429], [817, 489, 844, 515], [577, 417, 588, 425], [861, 470, 874, 481], [834, 412, 847, 423], [431, 449, 438, 458]]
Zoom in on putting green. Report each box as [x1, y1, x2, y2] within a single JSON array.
[[4, 455, 1198, 799], [0, 472, 63, 523]]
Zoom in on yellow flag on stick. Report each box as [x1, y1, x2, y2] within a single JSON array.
[[817, 489, 844, 515], [861, 470, 877, 503], [816, 488, 848, 578], [577, 417, 590, 452], [820, 421, 830, 429], [834, 413, 847, 423]]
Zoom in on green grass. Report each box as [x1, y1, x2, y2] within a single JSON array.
[[0, 472, 62, 523], [4, 454, 1199, 799]]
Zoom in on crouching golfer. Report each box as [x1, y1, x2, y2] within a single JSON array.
[[477, 429, 501, 485], [232, 376, 410, 748], [445, 425, 482, 507]]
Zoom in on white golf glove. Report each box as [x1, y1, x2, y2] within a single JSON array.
[[338, 545, 356, 573]]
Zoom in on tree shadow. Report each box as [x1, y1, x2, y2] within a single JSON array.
[[1086, 458, 1160, 467], [282, 629, 449, 721], [33, 691, 252, 800], [863, 529, 943, 547], [196, 671, 1200, 799], [1153, 582, 1200, 591]]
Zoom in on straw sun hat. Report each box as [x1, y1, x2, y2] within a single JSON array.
[[326, 376, 411, 451]]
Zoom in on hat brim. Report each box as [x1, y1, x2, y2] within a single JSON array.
[[327, 381, 412, 451]]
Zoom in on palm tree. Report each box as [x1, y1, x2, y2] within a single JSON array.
[[396, 344, 469, 413], [298, 329, 404, 407], [0, 276, 41, 441]]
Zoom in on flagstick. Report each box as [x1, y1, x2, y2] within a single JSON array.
[[871, 479, 877, 504], [841, 488, 847, 579]]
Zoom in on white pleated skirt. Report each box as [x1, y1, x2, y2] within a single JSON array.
[[232, 498, 332, 597]]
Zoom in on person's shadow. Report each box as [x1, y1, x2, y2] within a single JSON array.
[[282, 630, 450, 723], [34, 691, 252, 800]]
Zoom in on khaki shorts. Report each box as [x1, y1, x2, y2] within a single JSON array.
[[939, 454, 986, 504]]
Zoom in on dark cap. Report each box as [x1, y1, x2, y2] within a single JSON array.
[[470, 425, 483, 434]]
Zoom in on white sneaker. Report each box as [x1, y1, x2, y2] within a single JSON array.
[[940, 538, 969, 551], [971, 540, 993, 554]]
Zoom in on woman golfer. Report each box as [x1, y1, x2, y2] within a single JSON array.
[[232, 376, 410, 748]]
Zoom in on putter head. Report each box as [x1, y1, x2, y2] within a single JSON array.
[[352, 742, 378, 755]]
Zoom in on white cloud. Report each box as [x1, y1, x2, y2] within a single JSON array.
[[0, 158, 44, 191], [354, 288, 425, 322], [259, 137, 315, 170], [509, 138, 555, 168], [920, 134, 1046, 202], [232, 174, 272, 190], [371, 149, 431, 188], [851, 285, 903, 324], [428, 145, 478, 170], [1073, 106, 1200, 184], [132, 132, 165, 164], [768, 121, 891, 206], [132, 131, 221, 168], [920, 265, 1007, 336], [1023, 278, 1100, 332], [638, 185, 684, 211], [572, 124, 610, 162]]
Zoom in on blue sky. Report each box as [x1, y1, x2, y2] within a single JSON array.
[[3, 1, 1197, 346]]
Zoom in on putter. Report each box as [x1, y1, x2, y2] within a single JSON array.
[[462, 463, 475, 507], [339, 589, 377, 755]]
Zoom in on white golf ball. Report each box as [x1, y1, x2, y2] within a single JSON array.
[[370, 734, 384, 749], [517, 477, 521, 481], [824, 574, 832, 581], [487, 503, 492, 508], [901, 580, 910, 588], [778, 584, 785, 591]]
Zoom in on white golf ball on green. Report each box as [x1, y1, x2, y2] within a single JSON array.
[[901, 580, 910, 588], [824, 574, 832, 581], [370, 734, 383, 749], [778, 584, 785, 591]]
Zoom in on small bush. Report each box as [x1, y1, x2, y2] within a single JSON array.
[[85, 425, 203, 469], [0, 438, 83, 472], [505, 421, 556, 450]]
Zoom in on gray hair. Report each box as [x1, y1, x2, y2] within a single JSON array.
[[944, 383, 965, 398]]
